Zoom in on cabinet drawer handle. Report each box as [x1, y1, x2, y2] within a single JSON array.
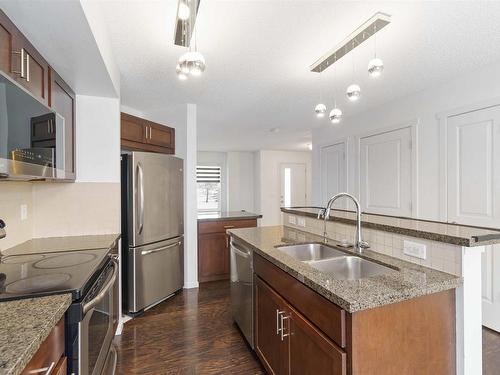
[[223, 225, 235, 229], [28, 361, 55, 374], [280, 314, 290, 341]]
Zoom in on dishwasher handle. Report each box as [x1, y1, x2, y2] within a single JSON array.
[[231, 242, 251, 259]]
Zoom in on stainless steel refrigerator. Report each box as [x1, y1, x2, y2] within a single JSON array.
[[121, 152, 184, 316]]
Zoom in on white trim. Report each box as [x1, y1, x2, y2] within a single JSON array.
[[183, 281, 199, 289], [356, 119, 419, 218], [437, 100, 500, 222], [318, 138, 349, 207]]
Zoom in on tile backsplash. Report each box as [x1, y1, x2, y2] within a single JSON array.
[[0, 182, 33, 250], [283, 213, 462, 276]]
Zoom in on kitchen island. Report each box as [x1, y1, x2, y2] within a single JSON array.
[[229, 225, 460, 374], [197, 211, 261, 282]]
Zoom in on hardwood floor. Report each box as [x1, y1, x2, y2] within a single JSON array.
[[484, 326, 500, 374], [115, 281, 500, 374], [114, 281, 264, 374]]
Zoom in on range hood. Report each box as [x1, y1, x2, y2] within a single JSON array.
[[0, 70, 73, 181]]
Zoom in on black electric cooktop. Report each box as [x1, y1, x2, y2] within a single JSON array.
[[0, 248, 110, 302]]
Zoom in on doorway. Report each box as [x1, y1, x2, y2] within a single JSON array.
[[280, 163, 307, 208]]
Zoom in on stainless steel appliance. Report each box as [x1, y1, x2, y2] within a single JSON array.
[[121, 152, 184, 316], [0, 244, 119, 375], [0, 70, 73, 180], [230, 238, 254, 348]]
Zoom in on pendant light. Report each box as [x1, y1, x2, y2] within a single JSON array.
[[346, 42, 361, 101], [368, 25, 384, 77], [314, 71, 327, 118], [176, 0, 205, 80], [329, 64, 342, 124]]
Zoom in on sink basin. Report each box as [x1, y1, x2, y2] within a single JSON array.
[[308, 256, 395, 280], [277, 243, 346, 262]]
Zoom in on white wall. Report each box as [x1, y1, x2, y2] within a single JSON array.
[[312, 61, 500, 221], [227, 151, 255, 212], [255, 150, 312, 226]]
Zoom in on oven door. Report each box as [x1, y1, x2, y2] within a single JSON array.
[[79, 258, 118, 375]]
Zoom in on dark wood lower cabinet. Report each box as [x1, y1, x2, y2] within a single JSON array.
[[255, 276, 346, 375], [253, 252, 455, 375], [198, 218, 258, 282]]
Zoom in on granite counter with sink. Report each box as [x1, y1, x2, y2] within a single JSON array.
[[228, 225, 462, 313]]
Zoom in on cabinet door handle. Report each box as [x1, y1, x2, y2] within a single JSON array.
[[148, 125, 152, 139], [25, 53, 30, 82], [12, 48, 26, 79], [276, 309, 285, 335], [280, 314, 290, 341]]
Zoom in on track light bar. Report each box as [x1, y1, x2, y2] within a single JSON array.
[[174, 0, 201, 47], [310, 12, 391, 73]]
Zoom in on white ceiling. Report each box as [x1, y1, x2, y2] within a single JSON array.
[[6, 1, 500, 151]]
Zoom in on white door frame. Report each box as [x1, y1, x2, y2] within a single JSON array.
[[356, 119, 420, 218], [437, 98, 500, 222], [318, 138, 349, 206]]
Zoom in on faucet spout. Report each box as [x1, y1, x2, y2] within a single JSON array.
[[321, 193, 367, 253]]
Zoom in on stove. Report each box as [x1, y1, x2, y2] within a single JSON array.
[[0, 249, 110, 301]]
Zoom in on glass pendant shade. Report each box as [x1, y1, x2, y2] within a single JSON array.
[[329, 108, 342, 124], [314, 103, 327, 118], [346, 84, 361, 101], [176, 64, 187, 80], [178, 51, 206, 77], [368, 57, 384, 77]]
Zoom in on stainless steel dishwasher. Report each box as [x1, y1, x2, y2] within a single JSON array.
[[230, 238, 254, 348]]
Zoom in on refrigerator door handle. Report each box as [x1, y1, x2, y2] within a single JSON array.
[[136, 162, 145, 235], [141, 241, 182, 256]]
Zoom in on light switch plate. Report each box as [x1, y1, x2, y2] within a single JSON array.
[[288, 215, 297, 225], [297, 217, 306, 227], [20, 204, 28, 221], [404, 240, 427, 259]]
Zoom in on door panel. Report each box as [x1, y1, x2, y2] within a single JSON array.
[[447, 106, 500, 331], [128, 237, 184, 313], [360, 127, 412, 216], [121, 114, 145, 143], [289, 306, 346, 375], [0, 23, 12, 74], [255, 277, 288, 375], [198, 233, 229, 282], [130, 152, 184, 246], [320, 143, 346, 208], [280, 163, 307, 207], [148, 122, 174, 148]]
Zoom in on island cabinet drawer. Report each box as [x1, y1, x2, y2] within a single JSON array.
[[21, 317, 65, 375], [254, 253, 346, 348], [198, 219, 257, 235]]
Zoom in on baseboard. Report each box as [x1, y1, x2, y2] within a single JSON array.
[[184, 280, 199, 289]]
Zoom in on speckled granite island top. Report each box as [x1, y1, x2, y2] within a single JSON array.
[[198, 211, 262, 222], [282, 207, 500, 247], [228, 226, 462, 313], [0, 294, 71, 375]]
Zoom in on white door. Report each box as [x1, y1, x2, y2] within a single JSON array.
[[320, 142, 347, 208], [280, 163, 307, 207], [359, 127, 413, 216], [446, 106, 500, 332]]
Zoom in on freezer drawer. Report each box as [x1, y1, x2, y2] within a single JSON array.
[[127, 237, 184, 314], [230, 239, 254, 348]]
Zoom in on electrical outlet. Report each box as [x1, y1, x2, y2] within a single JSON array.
[[20, 204, 28, 221], [288, 215, 297, 225], [297, 217, 306, 227], [404, 240, 427, 259]]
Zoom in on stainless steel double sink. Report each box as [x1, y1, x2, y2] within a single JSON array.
[[276, 243, 395, 280]]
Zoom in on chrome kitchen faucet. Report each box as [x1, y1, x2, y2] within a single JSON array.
[[318, 193, 369, 253]]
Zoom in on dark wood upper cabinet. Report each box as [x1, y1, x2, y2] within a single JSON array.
[[0, 20, 13, 74], [121, 112, 175, 154]]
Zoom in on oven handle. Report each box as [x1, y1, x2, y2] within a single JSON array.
[[82, 258, 118, 315]]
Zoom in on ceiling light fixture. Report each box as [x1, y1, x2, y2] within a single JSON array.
[[314, 72, 327, 118], [174, 0, 201, 47], [368, 25, 384, 77], [330, 65, 343, 123], [346, 42, 361, 102]]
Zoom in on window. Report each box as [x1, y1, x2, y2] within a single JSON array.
[[196, 165, 222, 212]]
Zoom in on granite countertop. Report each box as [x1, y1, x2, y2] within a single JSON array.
[[0, 294, 72, 375], [197, 211, 262, 222], [2, 233, 120, 256], [282, 207, 500, 247], [228, 225, 462, 313]]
